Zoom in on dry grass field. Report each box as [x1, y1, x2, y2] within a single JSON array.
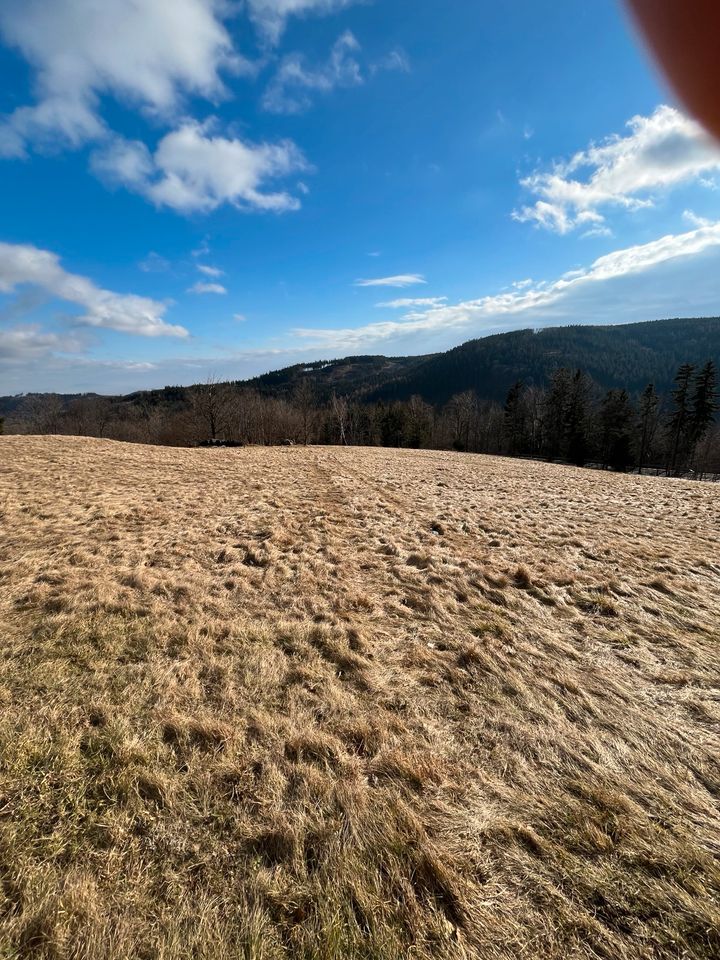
[[0, 435, 719, 960]]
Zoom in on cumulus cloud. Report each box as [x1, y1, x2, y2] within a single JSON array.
[[0, 2, 354, 216], [262, 31, 363, 114], [295, 221, 720, 349], [354, 274, 427, 288], [514, 105, 720, 233], [246, 0, 357, 45], [91, 121, 307, 214], [188, 281, 227, 294], [0, 0, 245, 157], [376, 297, 447, 309], [0, 241, 187, 337]]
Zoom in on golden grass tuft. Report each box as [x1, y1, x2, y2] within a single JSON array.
[[0, 436, 719, 959]]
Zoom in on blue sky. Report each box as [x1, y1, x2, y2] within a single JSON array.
[[2, 0, 720, 394]]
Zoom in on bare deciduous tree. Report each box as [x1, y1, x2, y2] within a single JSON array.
[[330, 392, 349, 445], [20, 394, 65, 434], [189, 377, 240, 441], [66, 396, 114, 438], [293, 378, 317, 445]]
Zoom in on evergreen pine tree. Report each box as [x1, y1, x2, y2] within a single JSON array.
[[600, 389, 634, 472], [504, 380, 526, 456], [690, 361, 718, 448], [543, 369, 571, 461], [566, 370, 590, 467], [667, 363, 695, 473]]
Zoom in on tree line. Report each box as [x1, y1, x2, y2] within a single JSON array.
[[3, 361, 718, 479]]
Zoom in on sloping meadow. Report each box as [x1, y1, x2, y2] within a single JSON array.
[[0, 436, 718, 959]]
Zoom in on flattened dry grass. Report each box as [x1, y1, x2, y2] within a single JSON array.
[[0, 435, 719, 959]]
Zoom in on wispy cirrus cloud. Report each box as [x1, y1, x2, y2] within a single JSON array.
[[8, 221, 720, 392], [0, 240, 187, 337], [354, 274, 427, 288], [376, 297, 447, 309], [370, 48, 410, 76], [683, 209, 713, 229], [262, 31, 363, 114], [262, 31, 409, 114], [139, 251, 171, 273], [187, 281, 227, 295], [514, 105, 720, 234], [197, 264, 224, 277], [247, 0, 360, 46], [296, 221, 720, 350]]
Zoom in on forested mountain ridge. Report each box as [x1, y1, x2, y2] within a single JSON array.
[[244, 353, 431, 401], [362, 317, 720, 405], [3, 317, 719, 479], [2, 317, 720, 415]]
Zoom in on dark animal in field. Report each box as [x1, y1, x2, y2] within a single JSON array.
[[198, 439, 245, 448], [280, 439, 295, 446]]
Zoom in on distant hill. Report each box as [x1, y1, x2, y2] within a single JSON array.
[[243, 317, 720, 405], [2, 317, 720, 414], [245, 353, 431, 401], [363, 317, 720, 405]]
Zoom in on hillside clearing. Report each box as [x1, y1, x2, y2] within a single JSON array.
[[0, 436, 719, 959]]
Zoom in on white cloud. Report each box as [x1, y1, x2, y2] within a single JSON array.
[[582, 225, 614, 239], [91, 120, 307, 214], [197, 264, 224, 277], [0, 0, 245, 157], [370, 48, 410, 76], [683, 209, 712, 229], [91, 136, 154, 185], [0, 350, 168, 391], [8, 222, 720, 393], [0, 325, 85, 362], [262, 31, 363, 114], [139, 251, 171, 273], [295, 221, 720, 349], [0, 241, 187, 337], [0, 345, 315, 392], [234, 313, 248, 322], [192, 237, 211, 258], [376, 297, 448, 309], [188, 281, 227, 294], [246, 0, 357, 45], [262, 32, 409, 113], [354, 274, 427, 288], [514, 105, 720, 233], [104, 360, 158, 371]]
